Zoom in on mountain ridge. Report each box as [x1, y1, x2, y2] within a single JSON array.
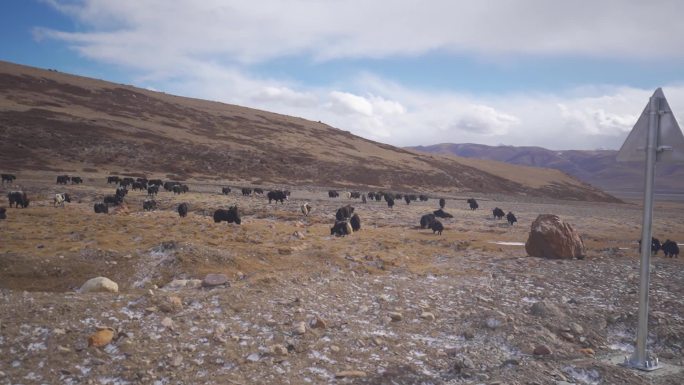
[[409, 142, 684, 194]]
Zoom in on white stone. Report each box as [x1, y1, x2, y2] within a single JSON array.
[[79, 277, 118, 293]]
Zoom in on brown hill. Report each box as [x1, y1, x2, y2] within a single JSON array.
[[410, 143, 684, 197], [0, 61, 618, 202]]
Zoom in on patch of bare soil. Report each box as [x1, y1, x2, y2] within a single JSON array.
[[0, 174, 682, 384]]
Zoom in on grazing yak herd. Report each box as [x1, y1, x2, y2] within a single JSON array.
[[1, 173, 680, 257]]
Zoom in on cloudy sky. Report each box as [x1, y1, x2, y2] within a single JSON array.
[[3, 0, 684, 150]]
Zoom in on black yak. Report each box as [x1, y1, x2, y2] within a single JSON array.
[[0, 207, 6, 219], [331, 220, 352, 236], [385, 195, 395, 208], [350, 213, 361, 231], [7, 191, 29, 208], [104, 195, 123, 205], [430, 219, 444, 235], [404, 195, 411, 205], [662, 240, 679, 258], [506, 212, 517, 225], [222, 187, 231, 195], [336, 205, 354, 221], [143, 200, 157, 211], [433, 209, 453, 218], [328, 190, 339, 198], [214, 206, 241, 224], [1, 174, 16, 184], [467, 198, 479, 210], [93, 203, 108, 214], [178, 203, 188, 218], [147, 185, 159, 196], [267, 190, 288, 204], [439, 198, 446, 209], [420, 213, 436, 229], [493, 207, 505, 220]]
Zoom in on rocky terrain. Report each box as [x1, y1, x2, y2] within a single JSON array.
[[409, 143, 684, 197], [0, 60, 618, 202], [1, 173, 683, 384]]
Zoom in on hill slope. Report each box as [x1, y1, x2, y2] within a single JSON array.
[[411, 143, 684, 195], [0, 61, 618, 202]]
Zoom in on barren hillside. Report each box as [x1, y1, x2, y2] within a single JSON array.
[[0, 61, 618, 202]]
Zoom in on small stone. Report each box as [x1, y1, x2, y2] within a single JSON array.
[[330, 345, 340, 353], [88, 328, 115, 347], [161, 317, 174, 329], [309, 316, 327, 329], [270, 344, 288, 356], [53, 328, 66, 335], [533, 345, 552, 356], [164, 279, 202, 290], [171, 355, 183, 367], [660, 350, 675, 359], [388, 312, 403, 321], [579, 348, 595, 356], [485, 317, 502, 330], [569, 322, 584, 335], [202, 273, 229, 287], [453, 355, 474, 373], [57, 345, 71, 353], [373, 337, 383, 346], [335, 370, 367, 378], [560, 332, 574, 341], [246, 353, 260, 362], [420, 312, 435, 321], [160, 296, 183, 313], [462, 329, 475, 340], [293, 322, 306, 335], [501, 359, 520, 366], [80, 277, 118, 293], [530, 300, 562, 318]]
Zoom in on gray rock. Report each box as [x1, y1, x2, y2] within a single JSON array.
[[388, 312, 403, 321], [569, 322, 584, 335], [533, 345, 552, 356], [530, 300, 562, 318], [202, 274, 229, 287]]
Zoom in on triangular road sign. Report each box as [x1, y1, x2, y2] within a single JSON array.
[[617, 88, 684, 162]]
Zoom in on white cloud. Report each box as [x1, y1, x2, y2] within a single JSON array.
[[33, 1, 684, 150], [38, 0, 684, 65], [327, 91, 374, 116]]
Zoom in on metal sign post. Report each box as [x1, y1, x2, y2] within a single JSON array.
[[616, 88, 684, 371]]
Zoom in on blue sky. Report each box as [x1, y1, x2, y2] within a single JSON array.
[[3, 0, 684, 150]]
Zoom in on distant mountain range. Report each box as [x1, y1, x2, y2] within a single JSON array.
[[409, 143, 684, 195]]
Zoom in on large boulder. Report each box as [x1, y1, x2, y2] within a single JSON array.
[[525, 214, 585, 259], [80, 277, 119, 293]]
